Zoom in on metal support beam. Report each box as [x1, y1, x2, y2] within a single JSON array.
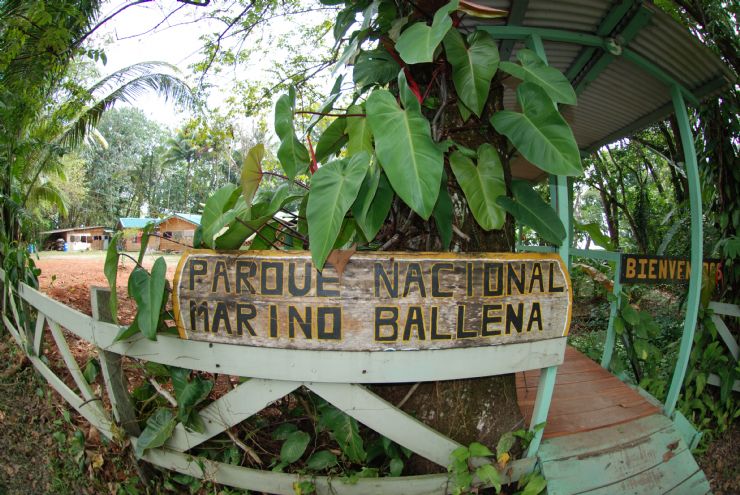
[[526, 365, 557, 457], [601, 256, 622, 369], [574, 8, 653, 94], [565, 0, 639, 81], [499, 0, 529, 61], [663, 86, 702, 417]]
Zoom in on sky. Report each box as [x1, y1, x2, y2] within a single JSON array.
[[91, 0, 337, 130]]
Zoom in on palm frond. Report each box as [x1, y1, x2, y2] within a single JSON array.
[[27, 180, 68, 217]]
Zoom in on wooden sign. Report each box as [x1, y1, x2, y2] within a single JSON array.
[[172, 250, 572, 351], [620, 254, 721, 285]]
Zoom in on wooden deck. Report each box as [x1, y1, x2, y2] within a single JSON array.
[[516, 346, 711, 494], [516, 346, 660, 439]]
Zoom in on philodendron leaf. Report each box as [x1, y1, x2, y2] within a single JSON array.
[[496, 180, 566, 245], [499, 49, 577, 105], [274, 89, 310, 179], [320, 406, 366, 463], [306, 74, 343, 133], [130, 257, 167, 341], [134, 408, 176, 457], [306, 450, 338, 470], [432, 172, 453, 250], [353, 48, 399, 88], [366, 88, 442, 219], [450, 144, 506, 230], [575, 221, 614, 250], [314, 118, 348, 163], [395, 0, 459, 64], [345, 104, 373, 155], [443, 29, 499, 116], [490, 82, 582, 176], [352, 163, 393, 241], [201, 183, 242, 247], [307, 152, 370, 270], [281, 430, 311, 464], [103, 232, 121, 323], [241, 143, 264, 206]]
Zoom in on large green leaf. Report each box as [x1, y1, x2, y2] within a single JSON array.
[[214, 185, 303, 250], [129, 257, 167, 340], [366, 89, 442, 219], [134, 408, 177, 457], [395, 0, 458, 64], [277, 133, 310, 180], [314, 118, 347, 163], [433, 171, 453, 249], [443, 29, 499, 117], [103, 232, 121, 324], [450, 144, 506, 230], [306, 450, 338, 470], [240, 143, 264, 206], [136, 222, 155, 265], [319, 406, 366, 463], [499, 49, 577, 105], [201, 184, 241, 247], [274, 90, 296, 138], [352, 163, 393, 241], [490, 83, 582, 176], [281, 430, 311, 464], [353, 48, 399, 88], [307, 152, 370, 270], [173, 374, 213, 433], [496, 180, 566, 245], [345, 104, 373, 155], [575, 221, 614, 250]]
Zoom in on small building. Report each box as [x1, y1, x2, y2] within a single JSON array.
[[40, 226, 111, 251], [157, 213, 201, 252], [117, 217, 159, 252]]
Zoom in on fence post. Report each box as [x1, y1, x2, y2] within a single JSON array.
[[90, 286, 154, 482]]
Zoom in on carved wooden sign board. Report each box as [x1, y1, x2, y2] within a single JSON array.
[[620, 254, 721, 285], [172, 250, 572, 351]]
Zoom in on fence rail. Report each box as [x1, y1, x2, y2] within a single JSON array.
[[0, 269, 560, 494]]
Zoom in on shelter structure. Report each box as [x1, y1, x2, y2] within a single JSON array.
[[116, 217, 159, 251], [40, 226, 111, 251], [157, 213, 201, 252]]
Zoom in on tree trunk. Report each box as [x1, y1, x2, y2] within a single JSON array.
[[371, 73, 523, 473]]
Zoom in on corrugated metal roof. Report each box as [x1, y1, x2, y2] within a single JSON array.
[[459, 0, 735, 180], [118, 218, 158, 229], [162, 213, 202, 226]]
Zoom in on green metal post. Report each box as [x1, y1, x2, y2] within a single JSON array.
[[526, 365, 557, 457], [663, 86, 703, 417], [601, 256, 622, 369]]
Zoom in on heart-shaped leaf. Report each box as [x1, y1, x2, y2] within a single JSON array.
[[443, 29, 499, 116], [277, 133, 310, 179], [306, 450, 338, 470], [134, 408, 176, 457], [104, 232, 121, 323], [201, 184, 242, 247], [490, 83, 582, 176], [433, 171, 453, 249], [366, 88, 442, 219], [241, 144, 264, 206], [281, 430, 311, 464], [307, 152, 370, 270], [353, 48, 399, 88], [132, 257, 167, 341], [450, 144, 506, 230], [496, 180, 566, 245], [315, 118, 347, 163], [319, 406, 366, 463], [352, 163, 393, 241], [395, 0, 459, 64], [345, 105, 373, 155], [499, 49, 577, 105]]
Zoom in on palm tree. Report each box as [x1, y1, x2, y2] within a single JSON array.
[[162, 132, 199, 212]]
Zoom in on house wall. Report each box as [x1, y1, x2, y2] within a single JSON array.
[[158, 217, 197, 252], [63, 227, 108, 251], [121, 230, 160, 252]]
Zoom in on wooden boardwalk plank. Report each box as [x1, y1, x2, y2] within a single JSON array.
[[663, 469, 712, 495], [541, 420, 689, 494], [515, 346, 660, 438]]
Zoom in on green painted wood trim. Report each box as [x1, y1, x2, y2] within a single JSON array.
[[672, 410, 702, 450], [566, 0, 638, 80], [574, 8, 653, 94], [478, 25, 606, 48], [516, 244, 557, 253], [622, 49, 700, 105], [570, 248, 620, 262], [663, 86, 703, 417], [601, 256, 622, 369], [499, 0, 529, 61], [525, 365, 558, 457], [709, 301, 740, 318]]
